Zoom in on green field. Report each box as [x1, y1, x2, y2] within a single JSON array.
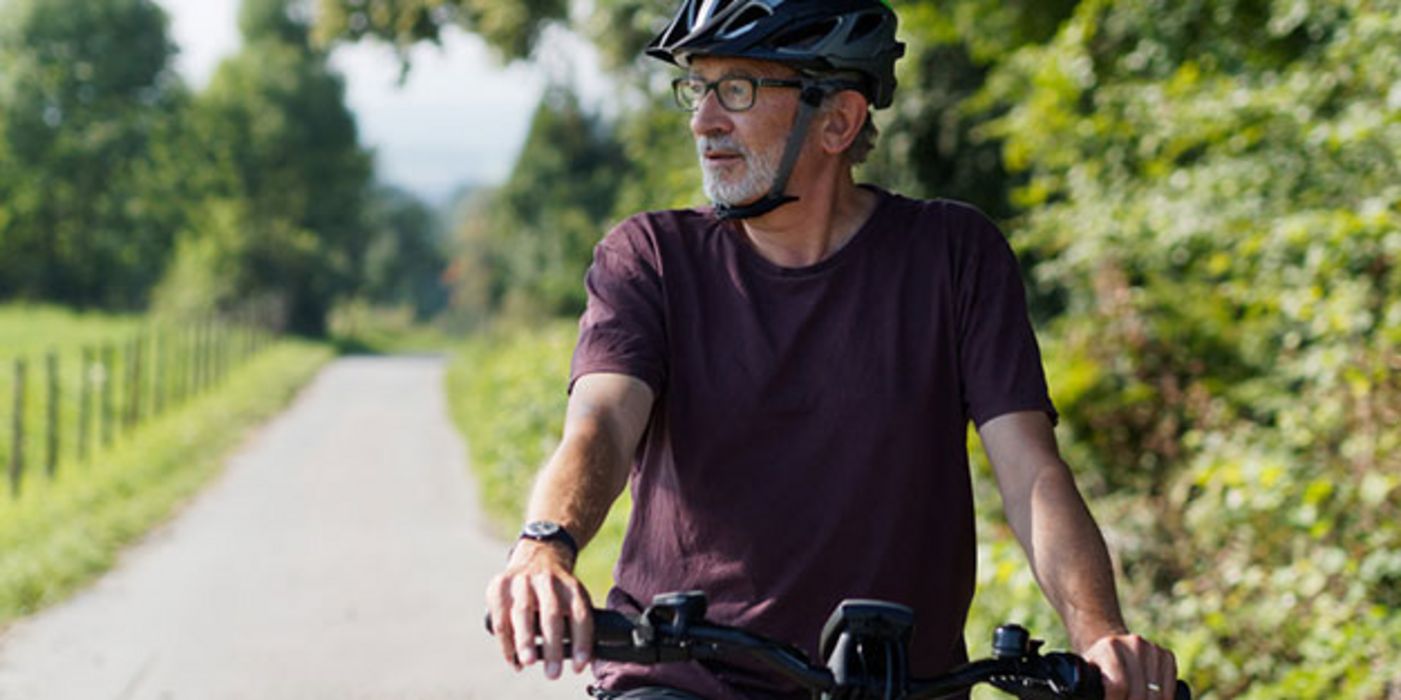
[[0, 305, 143, 356], [0, 304, 333, 624]]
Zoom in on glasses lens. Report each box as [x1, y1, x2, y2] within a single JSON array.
[[717, 78, 755, 111], [674, 78, 706, 111]]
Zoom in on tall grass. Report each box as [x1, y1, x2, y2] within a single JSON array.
[[445, 320, 629, 598]]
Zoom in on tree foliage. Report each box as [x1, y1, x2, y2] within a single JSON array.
[[312, 0, 567, 61], [968, 1, 1401, 695], [0, 0, 184, 308], [152, 0, 375, 335], [452, 86, 628, 320], [0, 0, 445, 335]]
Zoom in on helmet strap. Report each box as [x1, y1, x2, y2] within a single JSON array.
[[714, 85, 827, 221]]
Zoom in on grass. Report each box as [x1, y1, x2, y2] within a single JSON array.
[[0, 302, 333, 625], [0, 304, 143, 355], [445, 319, 629, 598]]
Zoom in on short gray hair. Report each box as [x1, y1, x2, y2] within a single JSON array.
[[813, 70, 880, 165], [847, 110, 878, 165]]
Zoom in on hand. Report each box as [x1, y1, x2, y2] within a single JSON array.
[[1082, 632, 1178, 700], [485, 539, 594, 679]]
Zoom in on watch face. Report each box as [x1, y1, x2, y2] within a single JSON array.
[[524, 521, 561, 538]]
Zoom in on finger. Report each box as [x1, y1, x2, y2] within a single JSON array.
[[510, 575, 540, 667], [485, 575, 520, 670], [534, 574, 567, 680], [1122, 637, 1148, 700], [1156, 646, 1178, 698], [1097, 639, 1132, 700], [568, 581, 594, 673]]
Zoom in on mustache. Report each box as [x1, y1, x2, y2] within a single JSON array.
[[697, 135, 749, 158]]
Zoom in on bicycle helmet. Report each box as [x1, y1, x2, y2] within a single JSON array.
[[647, 0, 905, 220], [647, 0, 903, 109]]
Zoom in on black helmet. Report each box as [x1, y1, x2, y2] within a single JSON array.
[[646, 0, 905, 109]]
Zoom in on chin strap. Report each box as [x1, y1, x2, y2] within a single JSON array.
[[713, 84, 828, 221]]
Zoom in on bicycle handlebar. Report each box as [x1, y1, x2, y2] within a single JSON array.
[[487, 593, 1191, 700]]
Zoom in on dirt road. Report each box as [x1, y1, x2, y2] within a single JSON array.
[[0, 356, 590, 700]]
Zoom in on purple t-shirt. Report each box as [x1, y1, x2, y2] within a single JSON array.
[[570, 188, 1056, 699]]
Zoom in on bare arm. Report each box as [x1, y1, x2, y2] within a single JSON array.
[[485, 372, 654, 680], [979, 411, 1177, 700]]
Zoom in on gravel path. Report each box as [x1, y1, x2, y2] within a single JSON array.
[[0, 356, 590, 700]]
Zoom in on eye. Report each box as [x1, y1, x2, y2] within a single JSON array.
[[718, 78, 754, 106], [675, 78, 707, 107]]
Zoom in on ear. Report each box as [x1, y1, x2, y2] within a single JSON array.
[[817, 90, 870, 156]]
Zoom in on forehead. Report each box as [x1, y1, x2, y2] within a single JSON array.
[[685, 55, 802, 79]]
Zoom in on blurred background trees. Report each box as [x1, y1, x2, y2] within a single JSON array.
[[0, 0, 185, 308], [0, 0, 449, 336]]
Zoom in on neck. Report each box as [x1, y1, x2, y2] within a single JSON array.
[[738, 169, 877, 268]]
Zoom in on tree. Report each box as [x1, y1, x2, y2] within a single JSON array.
[[158, 0, 373, 335], [361, 186, 449, 318], [313, 0, 567, 61], [450, 85, 628, 318], [0, 0, 186, 308]]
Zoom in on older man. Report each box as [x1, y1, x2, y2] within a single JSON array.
[[486, 2, 1178, 699]]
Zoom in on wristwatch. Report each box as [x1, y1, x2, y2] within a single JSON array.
[[517, 520, 579, 559]]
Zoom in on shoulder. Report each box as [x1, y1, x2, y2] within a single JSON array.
[[600, 207, 717, 256], [869, 191, 1011, 263], [598, 207, 726, 276], [883, 193, 1006, 243]]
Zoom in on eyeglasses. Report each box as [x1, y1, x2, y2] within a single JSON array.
[[671, 76, 805, 112]]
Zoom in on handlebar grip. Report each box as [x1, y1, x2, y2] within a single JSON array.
[[1173, 680, 1192, 700], [1079, 660, 1191, 700], [483, 608, 637, 647]]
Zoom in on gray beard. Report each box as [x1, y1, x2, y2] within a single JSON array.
[[696, 135, 780, 207]]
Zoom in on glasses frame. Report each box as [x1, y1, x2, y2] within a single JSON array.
[[671, 75, 806, 112]]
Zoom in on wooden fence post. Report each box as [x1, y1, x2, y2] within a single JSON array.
[[10, 358, 26, 497], [154, 329, 165, 417], [45, 351, 58, 478], [197, 321, 205, 395], [101, 343, 114, 448], [131, 336, 144, 428], [79, 346, 92, 464]]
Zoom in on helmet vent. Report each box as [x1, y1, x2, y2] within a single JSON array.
[[693, 0, 737, 28], [719, 4, 772, 39], [848, 12, 884, 42], [772, 18, 840, 52]]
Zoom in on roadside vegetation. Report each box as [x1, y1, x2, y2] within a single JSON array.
[[0, 305, 332, 624]]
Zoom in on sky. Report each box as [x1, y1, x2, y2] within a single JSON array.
[[157, 0, 611, 206]]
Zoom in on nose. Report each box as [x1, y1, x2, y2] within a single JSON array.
[[690, 89, 732, 139]]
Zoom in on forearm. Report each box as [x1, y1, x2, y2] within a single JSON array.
[[524, 418, 631, 556], [1013, 461, 1128, 652]]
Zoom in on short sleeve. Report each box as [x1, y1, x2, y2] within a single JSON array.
[[951, 205, 1058, 428], [569, 217, 668, 395]]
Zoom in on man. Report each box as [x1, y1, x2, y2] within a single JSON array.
[[486, 1, 1179, 699]]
